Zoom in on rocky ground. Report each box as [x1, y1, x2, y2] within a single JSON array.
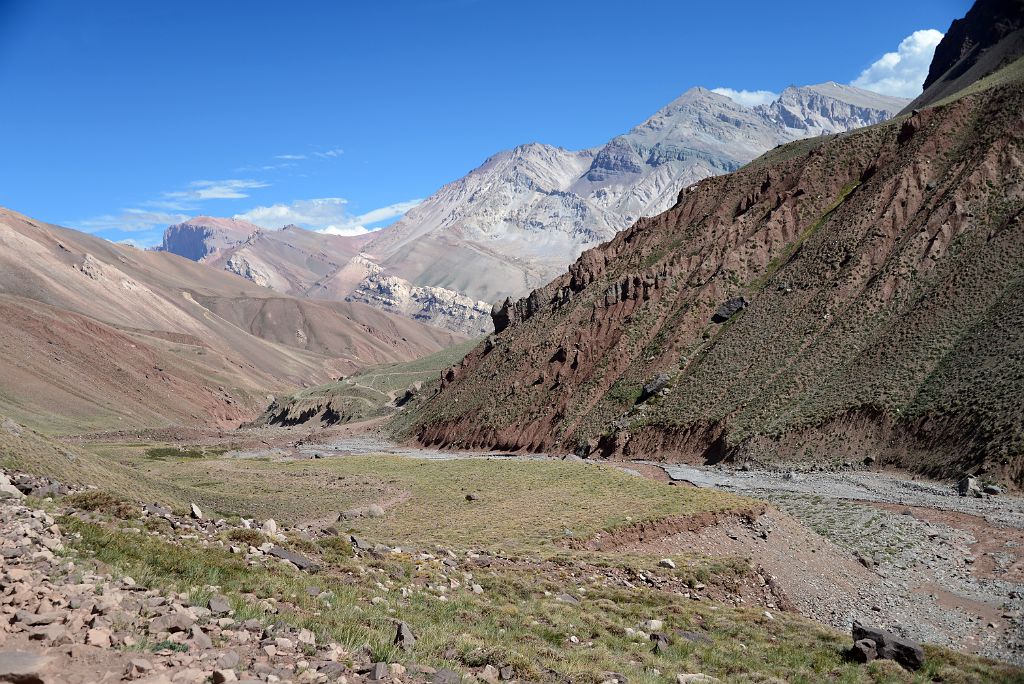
[[0, 473, 508, 684], [650, 463, 1024, 665]]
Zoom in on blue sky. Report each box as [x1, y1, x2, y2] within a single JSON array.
[[0, 0, 970, 246]]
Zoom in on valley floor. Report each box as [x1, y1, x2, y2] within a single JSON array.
[[1, 416, 1021, 682]]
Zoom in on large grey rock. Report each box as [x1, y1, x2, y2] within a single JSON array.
[[267, 546, 319, 571], [208, 594, 231, 615], [149, 612, 195, 634], [394, 621, 416, 650], [711, 297, 748, 323], [851, 638, 877, 663], [957, 476, 982, 498], [432, 669, 461, 684], [852, 622, 924, 671], [0, 651, 51, 684]]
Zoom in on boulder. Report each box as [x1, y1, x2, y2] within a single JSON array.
[[149, 612, 195, 634], [0, 651, 51, 684], [189, 503, 204, 520], [267, 545, 319, 571], [641, 373, 671, 400], [432, 669, 462, 684], [394, 621, 416, 650], [957, 476, 982, 498], [369, 662, 389, 681], [208, 594, 231, 615], [711, 297, 747, 323], [852, 622, 924, 671], [851, 638, 877, 663]]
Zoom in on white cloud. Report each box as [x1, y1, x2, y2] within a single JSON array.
[[711, 87, 779, 107], [314, 148, 344, 158], [852, 29, 944, 97], [75, 209, 190, 233], [275, 154, 308, 160], [163, 179, 268, 201], [234, 197, 422, 236]]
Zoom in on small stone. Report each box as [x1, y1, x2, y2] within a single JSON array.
[[261, 519, 278, 535], [213, 670, 238, 684], [190, 503, 204, 520], [217, 651, 241, 669], [86, 627, 112, 648], [369, 662, 388, 681], [209, 594, 231, 615], [480, 665, 500, 684], [658, 559, 676, 569], [126, 658, 154, 678], [555, 593, 579, 604], [472, 584, 484, 594], [643, 619, 664, 631], [190, 625, 213, 650], [676, 675, 720, 684], [433, 669, 461, 684], [395, 621, 416, 650]]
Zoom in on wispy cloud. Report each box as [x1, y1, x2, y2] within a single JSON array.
[[75, 209, 190, 233], [163, 179, 268, 201], [234, 197, 421, 236], [76, 177, 271, 240], [852, 29, 944, 97], [272, 148, 343, 161], [710, 87, 779, 107]]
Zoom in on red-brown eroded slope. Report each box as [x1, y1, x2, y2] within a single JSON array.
[[0, 209, 464, 432], [402, 73, 1024, 485]]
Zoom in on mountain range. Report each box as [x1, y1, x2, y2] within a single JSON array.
[[158, 84, 907, 330], [397, 10, 1024, 486], [0, 208, 462, 433]]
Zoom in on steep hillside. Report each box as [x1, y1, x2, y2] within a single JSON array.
[[202, 223, 372, 295], [910, 0, 1024, 109], [0, 208, 463, 432], [160, 218, 491, 335], [400, 62, 1024, 485], [365, 85, 907, 302]]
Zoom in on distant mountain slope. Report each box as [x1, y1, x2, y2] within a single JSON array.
[[0, 208, 462, 432], [398, 30, 1024, 485], [160, 85, 906, 318], [365, 84, 907, 302], [159, 217, 491, 335]]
